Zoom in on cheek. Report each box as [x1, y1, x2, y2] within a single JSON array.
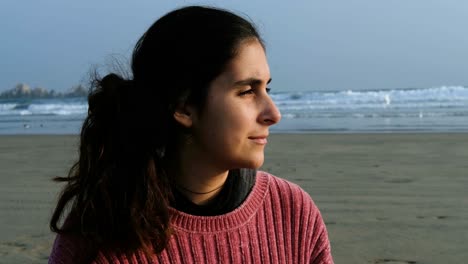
[[206, 109, 244, 146], [219, 106, 251, 144], [201, 103, 248, 149], [207, 98, 247, 132]]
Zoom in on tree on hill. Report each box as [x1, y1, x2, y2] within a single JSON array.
[[65, 85, 88, 97], [0, 83, 32, 98], [0, 83, 88, 99]]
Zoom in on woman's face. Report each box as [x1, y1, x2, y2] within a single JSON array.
[[185, 39, 281, 170]]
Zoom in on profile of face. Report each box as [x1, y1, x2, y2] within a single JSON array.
[[175, 39, 281, 170]]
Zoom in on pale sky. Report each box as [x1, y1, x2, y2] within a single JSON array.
[[1, 0, 468, 92]]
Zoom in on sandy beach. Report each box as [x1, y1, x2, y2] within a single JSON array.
[[0, 134, 467, 263]]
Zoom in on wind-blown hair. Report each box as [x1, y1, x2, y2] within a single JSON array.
[[50, 5, 263, 257]]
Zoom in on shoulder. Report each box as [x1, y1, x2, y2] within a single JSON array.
[[256, 170, 323, 222], [256, 170, 328, 238], [257, 171, 334, 263], [49, 232, 95, 264], [257, 170, 318, 209]]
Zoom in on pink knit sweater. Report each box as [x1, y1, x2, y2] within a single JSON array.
[[49, 171, 333, 263]]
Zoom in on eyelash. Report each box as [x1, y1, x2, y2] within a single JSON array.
[[239, 87, 271, 96]]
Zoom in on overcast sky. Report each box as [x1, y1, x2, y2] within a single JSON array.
[[1, 0, 468, 92]]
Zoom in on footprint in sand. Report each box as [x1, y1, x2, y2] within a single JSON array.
[[416, 215, 449, 220], [0, 242, 24, 256], [0, 234, 53, 260], [376, 217, 389, 221], [374, 259, 417, 264], [384, 178, 414, 184]]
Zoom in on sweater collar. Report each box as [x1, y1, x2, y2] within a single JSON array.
[[168, 171, 270, 233]]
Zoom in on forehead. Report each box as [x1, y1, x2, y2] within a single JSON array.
[[222, 40, 270, 82]]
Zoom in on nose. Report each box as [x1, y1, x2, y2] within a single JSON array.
[[259, 95, 281, 126]]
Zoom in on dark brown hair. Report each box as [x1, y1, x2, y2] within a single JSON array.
[[50, 5, 263, 257]]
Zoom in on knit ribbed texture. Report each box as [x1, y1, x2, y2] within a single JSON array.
[[49, 171, 333, 263]]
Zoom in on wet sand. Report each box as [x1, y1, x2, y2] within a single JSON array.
[[1, 134, 467, 263]]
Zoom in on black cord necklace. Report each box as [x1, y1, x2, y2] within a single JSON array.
[[176, 183, 224, 195]]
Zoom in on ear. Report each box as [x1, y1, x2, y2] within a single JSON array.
[[173, 103, 196, 128]]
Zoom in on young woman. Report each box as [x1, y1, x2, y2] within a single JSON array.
[[49, 6, 333, 263]]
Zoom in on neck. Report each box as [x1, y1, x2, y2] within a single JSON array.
[[171, 137, 229, 205], [171, 147, 230, 205], [175, 178, 227, 205]]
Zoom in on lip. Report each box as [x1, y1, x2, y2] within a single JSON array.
[[248, 135, 268, 145]]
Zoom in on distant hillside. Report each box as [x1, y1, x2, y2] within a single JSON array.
[[0, 83, 88, 99]]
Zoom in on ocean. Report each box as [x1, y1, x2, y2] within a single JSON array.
[[1, 86, 467, 134]]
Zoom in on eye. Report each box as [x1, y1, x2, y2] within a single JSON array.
[[239, 89, 255, 96], [266, 87, 271, 93]]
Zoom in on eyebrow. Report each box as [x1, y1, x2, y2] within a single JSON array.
[[234, 77, 272, 86]]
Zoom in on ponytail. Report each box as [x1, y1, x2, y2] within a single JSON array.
[[50, 73, 173, 256]]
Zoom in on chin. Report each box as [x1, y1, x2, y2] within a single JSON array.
[[242, 156, 264, 169], [228, 153, 264, 170]]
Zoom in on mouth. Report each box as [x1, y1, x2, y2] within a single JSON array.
[[248, 135, 268, 145]]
